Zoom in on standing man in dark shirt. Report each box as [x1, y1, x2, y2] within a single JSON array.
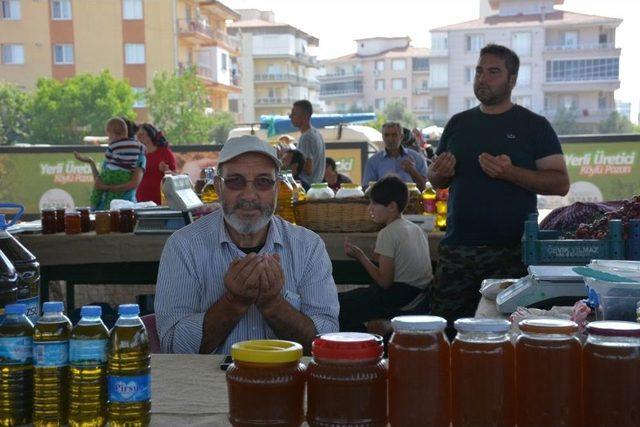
[[428, 44, 570, 335]]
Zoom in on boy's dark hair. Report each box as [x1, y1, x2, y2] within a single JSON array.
[[286, 149, 306, 176], [370, 175, 408, 213], [325, 157, 337, 171], [293, 99, 313, 117], [480, 44, 520, 77]]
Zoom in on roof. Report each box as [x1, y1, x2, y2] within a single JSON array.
[[322, 46, 429, 63], [431, 10, 622, 32], [198, 1, 240, 21], [228, 19, 319, 45]]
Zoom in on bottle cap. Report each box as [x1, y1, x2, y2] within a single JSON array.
[[519, 318, 578, 334], [43, 301, 64, 313], [392, 315, 447, 332], [454, 318, 511, 334], [586, 321, 640, 338], [4, 303, 26, 315], [231, 340, 303, 364], [81, 305, 102, 317], [312, 332, 383, 361], [118, 304, 140, 315]]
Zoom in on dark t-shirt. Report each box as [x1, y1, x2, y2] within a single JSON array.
[[436, 105, 563, 246]]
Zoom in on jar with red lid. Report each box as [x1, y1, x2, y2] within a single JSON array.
[[389, 315, 450, 427], [583, 321, 640, 427], [64, 211, 81, 235], [41, 209, 57, 234], [516, 318, 582, 427], [307, 332, 387, 427], [77, 207, 91, 233], [55, 208, 66, 233]]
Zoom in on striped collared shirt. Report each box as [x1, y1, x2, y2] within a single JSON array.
[[155, 209, 340, 354]]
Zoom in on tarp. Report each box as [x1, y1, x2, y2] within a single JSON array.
[[259, 113, 376, 136]]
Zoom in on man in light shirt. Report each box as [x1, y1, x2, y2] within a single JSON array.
[[155, 135, 339, 354], [289, 99, 326, 184]]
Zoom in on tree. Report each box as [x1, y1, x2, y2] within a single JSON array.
[[28, 71, 135, 145], [209, 110, 236, 144], [146, 67, 216, 145], [551, 107, 580, 136], [598, 111, 639, 134], [383, 99, 419, 130], [0, 82, 31, 145]]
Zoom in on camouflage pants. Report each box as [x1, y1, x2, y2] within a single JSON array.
[[430, 242, 527, 338]]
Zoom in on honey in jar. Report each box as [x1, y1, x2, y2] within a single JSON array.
[[452, 318, 515, 427], [516, 318, 582, 427], [77, 207, 91, 233], [94, 211, 111, 235], [55, 208, 66, 233], [389, 315, 450, 427], [404, 182, 423, 215], [64, 212, 81, 235], [118, 209, 134, 233], [110, 210, 120, 233], [41, 209, 57, 235], [226, 340, 305, 427]]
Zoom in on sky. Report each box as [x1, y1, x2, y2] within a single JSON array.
[[225, 0, 640, 120]]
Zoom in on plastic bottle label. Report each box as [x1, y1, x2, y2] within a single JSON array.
[[423, 199, 436, 214], [0, 337, 33, 364], [108, 374, 151, 402], [17, 296, 40, 323], [33, 341, 69, 367], [70, 339, 107, 364]]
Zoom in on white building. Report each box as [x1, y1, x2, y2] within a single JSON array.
[[429, 0, 622, 129]]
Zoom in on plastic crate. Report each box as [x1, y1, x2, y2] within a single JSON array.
[[582, 260, 640, 321]]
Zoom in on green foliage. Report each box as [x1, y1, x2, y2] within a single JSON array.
[[146, 67, 217, 145], [28, 71, 135, 145], [0, 82, 31, 145], [597, 111, 639, 134], [383, 99, 419, 129], [209, 110, 236, 144], [551, 107, 580, 135]]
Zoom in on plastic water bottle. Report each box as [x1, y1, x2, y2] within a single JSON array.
[[0, 250, 18, 324], [0, 303, 34, 426], [107, 304, 151, 426], [69, 305, 109, 427], [33, 301, 72, 426]]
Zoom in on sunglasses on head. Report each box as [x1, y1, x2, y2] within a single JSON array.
[[218, 174, 279, 191]]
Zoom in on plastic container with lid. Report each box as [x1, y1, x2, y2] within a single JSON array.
[[335, 183, 365, 199], [452, 318, 515, 427], [583, 321, 640, 427], [516, 318, 582, 427], [389, 316, 450, 427], [307, 332, 387, 427], [226, 340, 305, 427], [306, 183, 335, 201]]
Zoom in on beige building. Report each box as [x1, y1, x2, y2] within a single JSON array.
[[429, 0, 622, 128], [0, 0, 242, 121], [228, 9, 321, 123], [319, 37, 431, 122]]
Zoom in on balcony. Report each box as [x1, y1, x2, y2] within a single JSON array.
[[295, 52, 319, 67], [544, 42, 617, 52], [320, 89, 364, 98], [254, 73, 299, 84], [177, 19, 215, 44], [413, 86, 430, 95], [412, 66, 429, 74], [319, 70, 363, 81], [255, 97, 295, 107], [212, 29, 241, 53]]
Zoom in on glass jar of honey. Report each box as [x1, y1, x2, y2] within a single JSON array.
[[41, 209, 57, 234], [583, 321, 640, 427], [404, 182, 423, 215], [55, 207, 66, 233], [516, 318, 582, 427], [389, 315, 450, 427], [64, 211, 81, 235], [77, 207, 91, 233], [307, 332, 387, 426], [118, 209, 134, 233], [226, 340, 305, 427], [110, 210, 120, 233], [94, 211, 111, 235], [452, 318, 515, 427]]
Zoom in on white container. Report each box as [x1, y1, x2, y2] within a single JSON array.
[[584, 260, 640, 322], [404, 214, 436, 232], [306, 183, 335, 200], [335, 184, 365, 199]]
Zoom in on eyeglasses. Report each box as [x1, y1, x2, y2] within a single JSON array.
[[218, 175, 279, 191]]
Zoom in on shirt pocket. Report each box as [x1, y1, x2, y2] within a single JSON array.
[[282, 289, 302, 310]]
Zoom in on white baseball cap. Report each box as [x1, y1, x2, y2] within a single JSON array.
[[219, 135, 281, 168]]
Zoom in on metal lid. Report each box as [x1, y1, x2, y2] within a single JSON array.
[[312, 332, 383, 360], [454, 318, 511, 334], [519, 318, 578, 334], [587, 321, 640, 338], [391, 315, 447, 332]]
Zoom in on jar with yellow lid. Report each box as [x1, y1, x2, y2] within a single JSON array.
[[226, 340, 306, 427], [405, 182, 423, 215], [335, 183, 365, 199]]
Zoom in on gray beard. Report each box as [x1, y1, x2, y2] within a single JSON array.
[[222, 200, 275, 235]]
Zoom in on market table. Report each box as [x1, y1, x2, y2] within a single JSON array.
[[17, 230, 442, 311]]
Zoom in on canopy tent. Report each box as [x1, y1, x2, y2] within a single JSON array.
[[260, 113, 376, 136]]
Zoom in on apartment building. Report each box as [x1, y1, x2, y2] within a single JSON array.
[[428, 0, 622, 129], [227, 9, 321, 123], [0, 0, 241, 121], [319, 37, 431, 122]]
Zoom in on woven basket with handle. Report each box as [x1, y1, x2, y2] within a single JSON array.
[[293, 197, 382, 233]]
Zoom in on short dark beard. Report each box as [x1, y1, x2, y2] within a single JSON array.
[[474, 80, 512, 106]]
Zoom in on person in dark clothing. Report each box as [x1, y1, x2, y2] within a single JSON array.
[[323, 157, 352, 192]]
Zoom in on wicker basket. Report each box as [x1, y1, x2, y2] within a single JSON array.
[[294, 197, 382, 233]]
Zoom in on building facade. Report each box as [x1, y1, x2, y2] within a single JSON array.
[[429, 0, 622, 128], [319, 37, 431, 122], [0, 0, 241, 121], [228, 9, 321, 123]]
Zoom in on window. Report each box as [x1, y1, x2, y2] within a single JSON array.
[[599, 33, 608, 46], [51, 0, 72, 20], [517, 64, 531, 87], [1, 0, 21, 19], [465, 66, 474, 83], [545, 58, 619, 82], [220, 52, 227, 71], [375, 98, 385, 110], [124, 43, 145, 64], [598, 92, 607, 109], [512, 32, 532, 56], [514, 96, 531, 109], [429, 63, 448, 88], [466, 34, 484, 52], [412, 57, 429, 71], [133, 87, 146, 108], [1, 44, 24, 64], [563, 95, 578, 110], [53, 44, 73, 64], [431, 33, 448, 51], [465, 98, 480, 109], [391, 59, 406, 71], [375, 60, 384, 72], [391, 78, 406, 90], [562, 31, 578, 48], [375, 79, 385, 91], [122, 0, 143, 20]]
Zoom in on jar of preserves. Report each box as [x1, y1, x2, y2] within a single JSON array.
[[306, 183, 334, 201], [307, 332, 387, 427], [452, 318, 515, 427], [64, 212, 81, 235], [516, 318, 582, 427], [110, 210, 120, 233], [226, 340, 305, 427], [404, 182, 423, 215], [118, 209, 134, 233], [55, 208, 66, 233], [77, 207, 91, 233], [335, 184, 365, 199], [94, 211, 111, 235], [389, 316, 450, 427], [41, 209, 57, 235], [583, 321, 640, 427]]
